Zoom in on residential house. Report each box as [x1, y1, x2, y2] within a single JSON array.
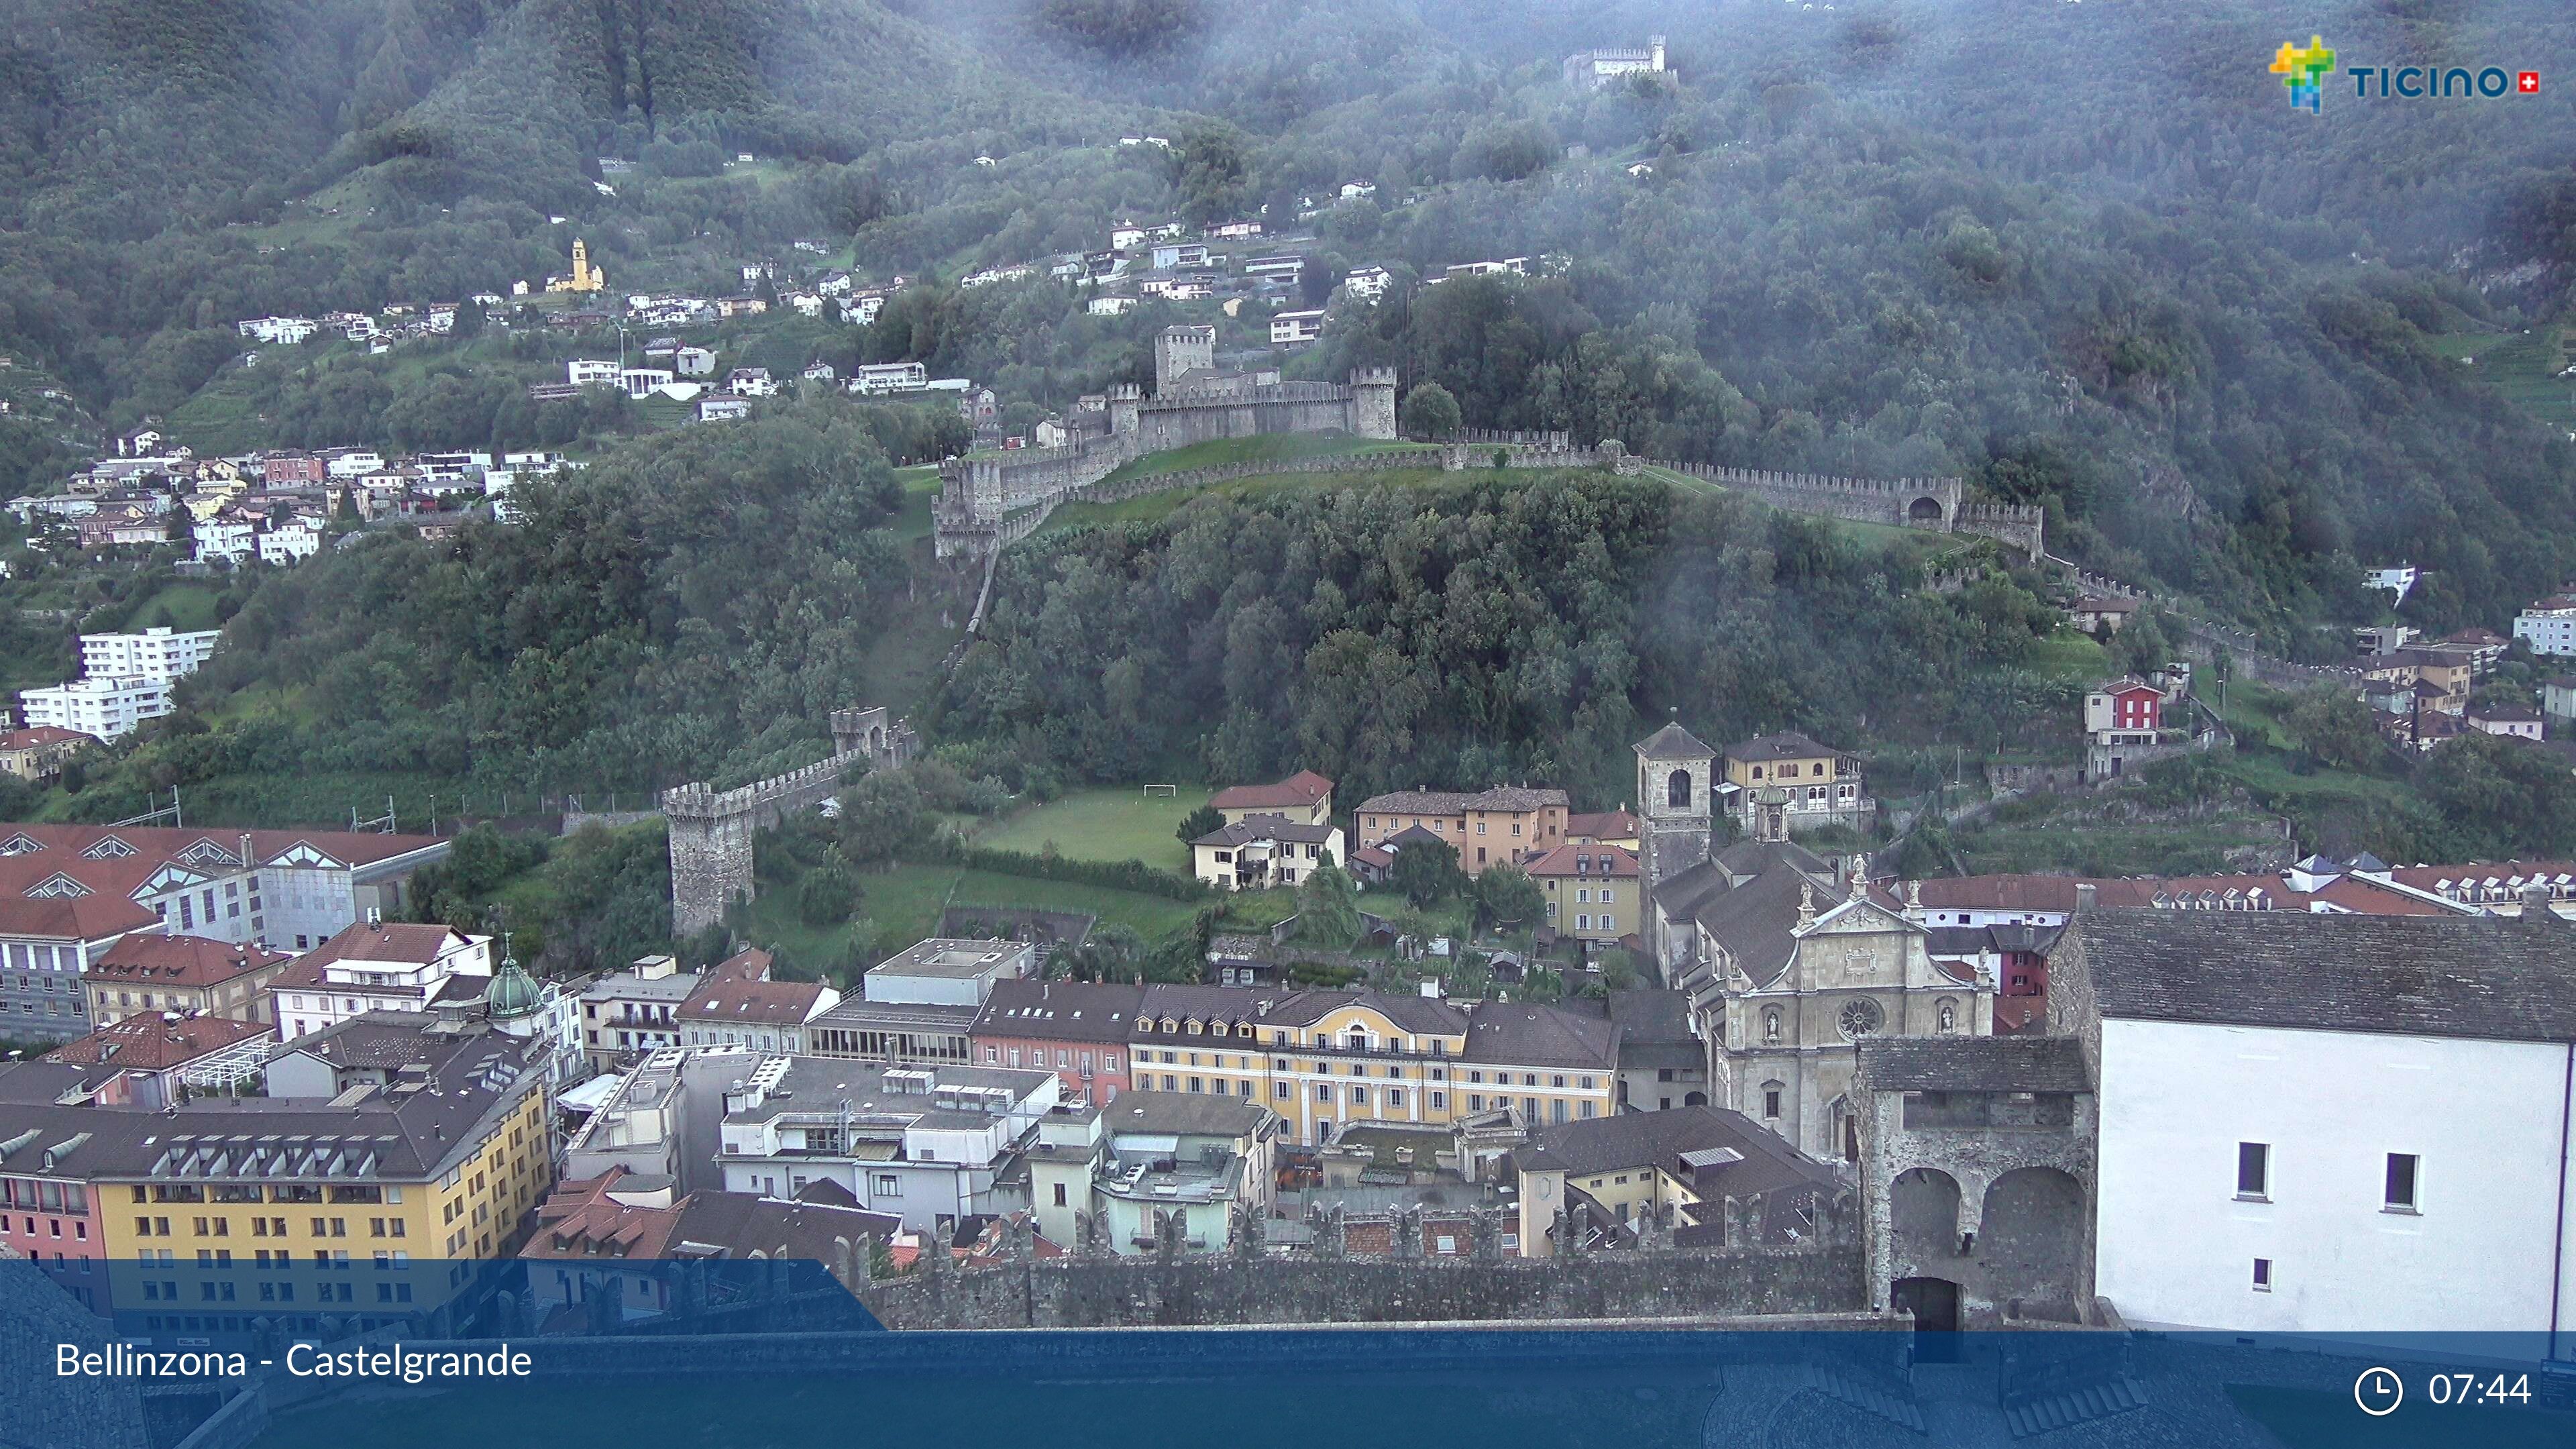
[[2543, 676, 2576, 727], [1189, 813, 1344, 890], [1269, 309, 1325, 345], [1513, 1104, 1837, 1258], [262, 918, 494, 1040], [969, 979, 1144, 1106], [725, 368, 776, 396], [81, 934, 294, 1028], [1342, 266, 1394, 301], [579, 954, 700, 1069], [19, 677, 172, 743], [1718, 731, 1874, 836], [1353, 786, 1571, 873], [2066, 594, 2138, 635], [257, 518, 322, 566], [676, 947, 839, 1054], [1563, 810, 1641, 851], [1208, 769, 1334, 826], [0, 725, 93, 781], [1034, 1091, 1282, 1256], [521, 1166, 900, 1320], [697, 393, 751, 423], [44, 1011, 276, 1105], [2512, 592, 2576, 657], [674, 346, 716, 377], [1524, 841, 1639, 944], [2467, 702, 2545, 739], [714, 1055, 1059, 1230]]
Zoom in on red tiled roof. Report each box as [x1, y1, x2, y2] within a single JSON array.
[[1523, 842, 1639, 878], [1210, 770, 1334, 811], [1564, 810, 1640, 841], [0, 727, 97, 751], [48, 1012, 272, 1071], [86, 933, 292, 986], [680, 967, 826, 1025]]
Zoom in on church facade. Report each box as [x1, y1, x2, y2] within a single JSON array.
[[1631, 722, 1992, 1162]]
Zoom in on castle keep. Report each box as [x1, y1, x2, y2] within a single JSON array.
[[934, 325, 1397, 557]]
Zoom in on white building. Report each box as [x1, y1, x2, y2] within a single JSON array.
[[851, 362, 928, 395], [617, 367, 675, 399], [698, 394, 751, 423], [82, 627, 219, 684], [321, 449, 384, 479], [568, 359, 620, 386], [725, 368, 776, 397], [264, 918, 494, 1041], [20, 676, 172, 742], [580, 954, 700, 1069], [2362, 563, 2418, 602], [1269, 309, 1325, 345], [865, 938, 1036, 1008], [2514, 593, 2576, 657], [258, 519, 322, 566], [674, 346, 716, 376], [1564, 36, 1670, 88], [2065, 904, 2576, 1343], [1343, 266, 1394, 302], [716, 1055, 1059, 1229], [193, 516, 256, 564]]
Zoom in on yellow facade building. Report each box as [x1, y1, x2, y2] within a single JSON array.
[[1124, 985, 1617, 1146], [86, 1020, 553, 1334]]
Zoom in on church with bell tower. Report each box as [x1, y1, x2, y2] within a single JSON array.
[[1631, 720, 1991, 1163]]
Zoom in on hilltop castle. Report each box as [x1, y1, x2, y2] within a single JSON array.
[[934, 325, 1395, 557]]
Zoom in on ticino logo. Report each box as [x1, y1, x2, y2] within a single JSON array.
[[2271, 34, 2539, 113]]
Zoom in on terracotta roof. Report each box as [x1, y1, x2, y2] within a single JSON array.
[[1208, 770, 1333, 811], [1356, 786, 1568, 815], [1564, 810, 1640, 841], [85, 933, 292, 987], [48, 1013, 273, 1071], [680, 971, 828, 1025], [295, 920, 470, 967], [0, 727, 96, 750], [1523, 842, 1639, 878]]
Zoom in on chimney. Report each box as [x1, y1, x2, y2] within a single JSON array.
[[2074, 883, 2097, 914], [2520, 881, 2556, 925], [366, 906, 382, 929]]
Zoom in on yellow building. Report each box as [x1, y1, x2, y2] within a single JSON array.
[[89, 1020, 553, 1334], [1524, 841, 1640, 944], [1352, 786, 1571, 873], [1719, 731, 1874, 836], [1124, 985, 1617, 1146], [548, 237, 607, 294]]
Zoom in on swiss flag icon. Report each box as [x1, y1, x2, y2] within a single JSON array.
[[2519, 71, 2541, 93]]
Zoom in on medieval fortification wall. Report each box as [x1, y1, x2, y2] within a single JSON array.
[[663, 706, 919, 936]]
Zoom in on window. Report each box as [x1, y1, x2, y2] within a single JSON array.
[[1762, 1085, 1782, 1118], [2251, 1258, 2273, 1291], [873, 1175, 901, 1196], [1053, 1183, 1068, 1208], [2383, 1153, 2419, 1212], [2235, 1142, 2269, 1200]]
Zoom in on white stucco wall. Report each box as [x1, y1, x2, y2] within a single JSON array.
[[2094, 1016, 2576, 1340]]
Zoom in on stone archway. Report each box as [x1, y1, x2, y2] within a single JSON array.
[[1908, 494, 1945, 524], [1683, 1089, 1709, 1107], [1974, 1165, 2087, 1318], [1890, 1166, 1963, 1269]]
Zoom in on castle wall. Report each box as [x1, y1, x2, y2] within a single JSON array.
[[663, 707, 918, 934], [863, 1244, 1865, 1330]]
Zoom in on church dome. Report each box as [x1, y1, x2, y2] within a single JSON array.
[[486, 953, 544, 1022]]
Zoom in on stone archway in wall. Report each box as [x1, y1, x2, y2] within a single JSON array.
[[1908, 494, 1946, 524], [1890, 1167, 1963, 1273], [1974, 1166, 2088, 1321]]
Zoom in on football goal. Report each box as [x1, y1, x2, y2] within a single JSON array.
[[1142, 784, 1178, 797]]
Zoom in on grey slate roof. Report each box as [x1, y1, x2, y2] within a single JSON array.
[[2073, 909, 2576, 1042], [1634, 722, 1715, 760], [1102, 1089, 1274, 1140], [1356, 786, 1569, 815], [1462, 1002, 1617, 1071], [1650, 839, 1848, 987], [1512, 1105, 1839, 1206], [1856, 1035, 2091, 1093], [969, 979, 1144, 1043], [1723, 731, 1849, 763], [1190, 812, 1338, 847], [1924, 923, 2064, 958]]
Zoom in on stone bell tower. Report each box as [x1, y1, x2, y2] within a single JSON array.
[[1633, 720, 1716, 892]]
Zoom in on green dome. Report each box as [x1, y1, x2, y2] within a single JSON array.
[[486, 954, 543, 1020]]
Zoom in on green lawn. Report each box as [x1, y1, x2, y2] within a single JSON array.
[[891, 466, 941, 541], [972, 786, 1205, 870], [2426, 326, 2575, 431], [1040, 466, 1457, 535], [2025, 631, 2114, 682], [738, 860, 1260, 973], [123, 580, 223, 633], [1091, 431, 1417, 484]]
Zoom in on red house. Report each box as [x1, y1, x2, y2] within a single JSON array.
[[969, 979, 1144, 1106], [2083, 677, 2163, 736]]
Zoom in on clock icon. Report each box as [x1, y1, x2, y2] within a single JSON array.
[[2355, 1366, 2404, 1417]]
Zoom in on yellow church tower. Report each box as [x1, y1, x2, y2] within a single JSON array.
[[550, 238, 606, 294]]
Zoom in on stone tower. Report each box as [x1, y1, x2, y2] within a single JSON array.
[[1349, 367, 1399, 440], [1154, 324, 1216, 395], [1633, 720, 1716, 891], [1108, 383, 1142, 435]]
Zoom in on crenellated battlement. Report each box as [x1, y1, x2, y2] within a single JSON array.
[[664, 706, 916, 935]]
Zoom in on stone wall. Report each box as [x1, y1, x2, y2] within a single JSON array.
[[664, 705, 917, 936], [861, 1244, 1866, 1330]]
